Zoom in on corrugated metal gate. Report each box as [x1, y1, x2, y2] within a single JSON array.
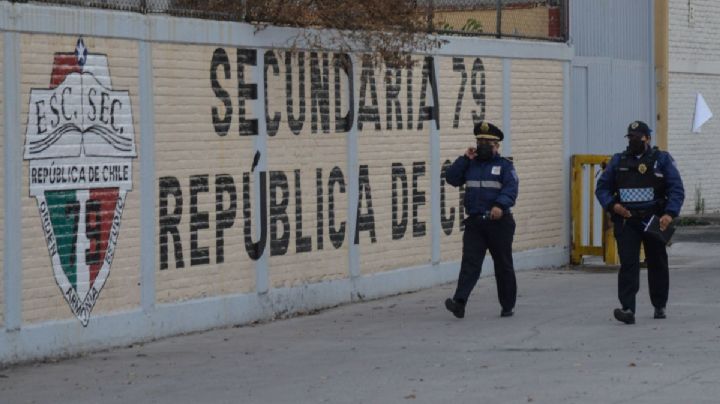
[[570, 0, 654, 156]]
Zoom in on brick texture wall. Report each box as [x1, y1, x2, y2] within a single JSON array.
[[265, 51, 349, 287], [3, 32, 568, 328], [669, 0, 720, 214], [154, 44, 256, 302], [670, 0, 720, 62], [355, 56, 433, 274], [668, 75, 720, 214], [511, 60, 564, 251], [19, 35, 141, 324]]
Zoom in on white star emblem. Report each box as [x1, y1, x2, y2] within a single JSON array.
[[75, 38, 88, 66]]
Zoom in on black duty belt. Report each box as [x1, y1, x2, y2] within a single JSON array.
[[628, 209, 655, 219]]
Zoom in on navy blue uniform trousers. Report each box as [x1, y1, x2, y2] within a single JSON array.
[[453, 214, 516, 311], [613, 216, 669, 313]]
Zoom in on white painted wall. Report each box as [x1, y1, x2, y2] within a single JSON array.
[[669, 0, 720, 214]]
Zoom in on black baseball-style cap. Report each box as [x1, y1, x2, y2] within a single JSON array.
[[474, 121, 504, 141], [627, 120, 652, 136]]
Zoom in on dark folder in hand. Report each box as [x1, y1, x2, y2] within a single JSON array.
[[643, 215, 675, 244]]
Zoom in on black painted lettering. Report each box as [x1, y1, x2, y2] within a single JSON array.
[[412, 161, 426, 237], [264, 50, 281, 137], [87, 88, 97, 122], [333, 53, 353, 133], [358, 55, 381, 131], [294, 170, 312, 253], [215, 174, 237, 264], [35, 100, 47, 135], [243, 172, 267, 260], [211, 48, 232, 136], [328, 166, 346, 249], [310, 52, 331, 134], [354, 165, 377, 244], [391, 163, 408, 240], [49, 93, 60, 128], [100, 92, 110, 124], [61, 87, 74, 121], [285, 52, 306, 135], [316, 168, 324, 250], [471, 58, 486, 124], [417, 56, 439, 130], [159, 177, 184, 270], [237, 49, 259, 136], [440, 160, 455, 235], [190, 175, 210, 266], [269, 171, 290, 256], [385, 67, 403, 130], [110, 99, 123, 133], [452, 57, 467, 129]]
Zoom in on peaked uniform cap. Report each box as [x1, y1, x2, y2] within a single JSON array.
[[474, 121, 504, 141], [627, 120, 652, 136]]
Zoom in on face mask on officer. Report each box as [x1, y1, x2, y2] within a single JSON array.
[[476, 142, 495, 160], [626, 134, 647, 155]]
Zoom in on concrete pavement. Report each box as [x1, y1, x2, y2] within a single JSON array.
[[2, 228, 720, 404]]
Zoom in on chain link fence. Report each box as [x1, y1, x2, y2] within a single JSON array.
[[6, 0, 568, 41]]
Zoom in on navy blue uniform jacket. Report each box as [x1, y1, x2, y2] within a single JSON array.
[[596, 148, 684, 217], [446, 154, 519, 216]]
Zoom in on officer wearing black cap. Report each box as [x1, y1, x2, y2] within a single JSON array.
[[444, 121, 519, 319], [596, 120, 685, 324]]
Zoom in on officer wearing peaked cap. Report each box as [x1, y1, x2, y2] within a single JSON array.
[[444, 121, 519, 319], [596, 120, 684, 325]]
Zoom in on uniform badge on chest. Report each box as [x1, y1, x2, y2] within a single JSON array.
[[491, 166, 501, 175], [638, 163, 647, 174]]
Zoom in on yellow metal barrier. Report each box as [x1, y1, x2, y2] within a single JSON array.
[[571, 154, 616, 265]]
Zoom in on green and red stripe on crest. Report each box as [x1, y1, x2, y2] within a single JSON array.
[[46, 188, 119, 291]]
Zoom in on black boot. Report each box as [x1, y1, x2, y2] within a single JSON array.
[[500, 309, 514, 317], [654, 307, 666, 319], [613, 308, 635, 324], [445, 298, 465, 319]]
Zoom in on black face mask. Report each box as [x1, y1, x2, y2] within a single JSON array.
[[476, 143, 494, 160], [627, 138, 646, 155]]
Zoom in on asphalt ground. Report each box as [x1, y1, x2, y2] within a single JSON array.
[[1, 225, 719, 404]]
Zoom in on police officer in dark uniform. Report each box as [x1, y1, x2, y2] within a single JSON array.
[[596, 121, 684, 324], [444, 121, 519, 319]]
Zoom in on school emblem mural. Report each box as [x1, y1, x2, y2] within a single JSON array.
[[24, 38, 136, 326]]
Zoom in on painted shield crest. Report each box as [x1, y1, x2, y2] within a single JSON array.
[[24, 38, 137, 326]]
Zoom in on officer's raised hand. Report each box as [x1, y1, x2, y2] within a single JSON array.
[[465, 147, 477, 160]]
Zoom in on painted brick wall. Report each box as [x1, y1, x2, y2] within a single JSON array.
[[264, 51, 350, 287], [668, 75, 720, 214], [154, 43, 256, 302], [355, 56, 433, 274], [669, 0, 720, 214], [438, 56, 504, 262], [511, 60, 564, 251], [19, 35, 141, 324], [670, 0, 720, 62], [0, 36, 4, 327], [0, 3, 573, 363], [2, 29, 568, 334]]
